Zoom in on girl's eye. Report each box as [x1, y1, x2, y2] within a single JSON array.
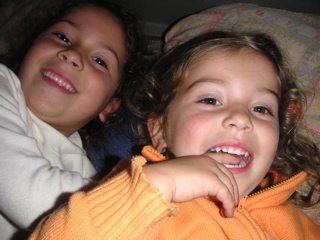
[[252, 106, 273, 115], [93, 57, 108, 69], [52, 32, 70, 44], [199, 98, 221, 105]]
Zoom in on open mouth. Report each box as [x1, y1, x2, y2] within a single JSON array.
[[43, 70, 77, 93], [207, 147, 252, 169]]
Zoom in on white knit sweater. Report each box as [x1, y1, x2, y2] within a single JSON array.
[[0, 64, 97, 239]]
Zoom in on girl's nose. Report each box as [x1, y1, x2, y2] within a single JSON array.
[[222, 108, 253, 132], [58, 48, 83, 70]]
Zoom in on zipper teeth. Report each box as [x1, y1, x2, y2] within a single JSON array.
[[248, 174, 295, 197]]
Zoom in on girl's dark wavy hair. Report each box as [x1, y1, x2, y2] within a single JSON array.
[[127, 31, 320, 208], [0, 0, 147, 157]]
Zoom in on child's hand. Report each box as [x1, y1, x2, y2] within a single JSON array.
[[143, 154, 239, 218]]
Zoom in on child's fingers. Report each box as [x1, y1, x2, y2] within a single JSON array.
[[143, 154, 239, 217], [216, 163, 239, 205], [214, 182, 236, 218], [209, 188, 235, 218], [208, 166, 238, 217], [204, 153, 239, 204]]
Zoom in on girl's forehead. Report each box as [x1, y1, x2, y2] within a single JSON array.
[[63, 6, 119, 26], [193, 48, 262, 64], [180, 48, 280, 92], [189, 48, 278, 77]]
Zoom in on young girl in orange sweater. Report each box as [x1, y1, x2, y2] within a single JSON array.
[[30, 31, 320, 239]]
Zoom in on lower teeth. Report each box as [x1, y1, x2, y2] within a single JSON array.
[[224, 160, 246, 168]]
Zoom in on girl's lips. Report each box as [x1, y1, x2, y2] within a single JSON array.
[[226, 160, 252, 175], [42, 69, 77, 93], [206, 142, 253, 172]]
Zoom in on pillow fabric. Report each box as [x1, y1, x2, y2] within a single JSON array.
[[164, 3, 320, 222], [165, 3, 320, 142]]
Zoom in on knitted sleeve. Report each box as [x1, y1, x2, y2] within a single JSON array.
[[0, 64, 95, 232], [30, 157, 179, 240]]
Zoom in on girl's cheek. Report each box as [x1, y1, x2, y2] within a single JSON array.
[[181, 114, 212, 141]]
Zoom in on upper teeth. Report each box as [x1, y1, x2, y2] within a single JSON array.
[[208, 147, 249, 157], [44, 71, 76, 93]]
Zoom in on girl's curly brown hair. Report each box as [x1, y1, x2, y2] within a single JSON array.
[[127, 31, 320, 208]]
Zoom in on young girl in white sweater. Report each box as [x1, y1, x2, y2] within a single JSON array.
[[0, 0, 145, 239]]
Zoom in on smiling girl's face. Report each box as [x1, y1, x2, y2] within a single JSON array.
[[18, 6, 126, 136], [150, 49, 280, 198]]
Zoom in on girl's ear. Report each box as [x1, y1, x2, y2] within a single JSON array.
[[99, 98, 121, 123], [147, 117, 167, 153]]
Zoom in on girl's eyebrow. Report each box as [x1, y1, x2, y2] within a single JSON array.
[[54, 19, 79, 27], [99, 43, 120, 68], [185, 78, 226, 92], [186, 78, 280, 101], [52, 19, 120, 68], [263, 88, 280, 102]]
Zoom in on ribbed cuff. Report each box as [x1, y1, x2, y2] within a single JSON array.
[[85, 156, 179, 239]]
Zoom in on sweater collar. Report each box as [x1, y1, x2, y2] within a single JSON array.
[[241, 171, 306, 209], [28, 109, 97, 178]]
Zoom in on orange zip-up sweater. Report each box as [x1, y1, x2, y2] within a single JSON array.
[[30, 146, 320, 240]]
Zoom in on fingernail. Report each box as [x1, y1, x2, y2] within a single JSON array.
[[220, 208, 226, 218]]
